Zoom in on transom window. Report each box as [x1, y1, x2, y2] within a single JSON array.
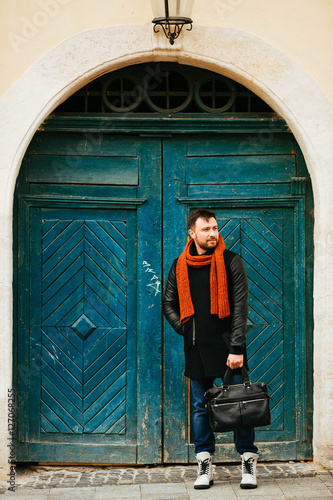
[[55, 63, 273, 115]]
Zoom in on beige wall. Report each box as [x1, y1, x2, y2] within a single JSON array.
[[0, 19, 333, 474], [0, 0, 333, 476], [0, 0, 332, 104]]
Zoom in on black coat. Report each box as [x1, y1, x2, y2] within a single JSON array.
[[163, 248, 249, 380]]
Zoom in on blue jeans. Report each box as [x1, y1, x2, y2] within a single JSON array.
[[191, 374, 259, 455]]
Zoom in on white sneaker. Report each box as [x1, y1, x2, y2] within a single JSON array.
[[194, 451, 213, 489], [240, 452, 259, 489]]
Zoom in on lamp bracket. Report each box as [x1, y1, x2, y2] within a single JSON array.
[[152, 17, 192, 45]]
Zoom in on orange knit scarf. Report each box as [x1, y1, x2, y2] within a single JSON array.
[[176, 236, 230, 324]]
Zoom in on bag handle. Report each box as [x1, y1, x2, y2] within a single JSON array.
[[222, 367, 251, 387]]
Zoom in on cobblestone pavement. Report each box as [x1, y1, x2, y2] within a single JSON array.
[[0, 461, 332, 493]]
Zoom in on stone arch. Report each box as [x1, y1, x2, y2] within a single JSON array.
[[1, 24, 332, 472]]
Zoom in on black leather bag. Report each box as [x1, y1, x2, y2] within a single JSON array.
[[205, 368, 271, 432]]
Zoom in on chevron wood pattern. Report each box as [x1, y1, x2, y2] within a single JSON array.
[[40, 218, 128, 435], [218, 216, 284, 431]]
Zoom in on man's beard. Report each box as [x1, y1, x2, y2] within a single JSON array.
[[197, 238, 218, 251]]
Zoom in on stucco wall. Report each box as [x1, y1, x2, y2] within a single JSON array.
[[0, 0, 332, 103], [0, 0, 333, 482]]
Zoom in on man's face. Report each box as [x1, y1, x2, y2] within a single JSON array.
[[189, 217, 219, 253]]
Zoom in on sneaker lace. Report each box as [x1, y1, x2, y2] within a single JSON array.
[[198, 458, 210, 476], [242, 458, 254, 476]]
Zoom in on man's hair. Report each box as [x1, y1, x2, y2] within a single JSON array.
[[187, 209, 217, 230]]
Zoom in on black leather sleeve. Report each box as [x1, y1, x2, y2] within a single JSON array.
[[228, 254, 249, 354], [162, 259, 185, 336]]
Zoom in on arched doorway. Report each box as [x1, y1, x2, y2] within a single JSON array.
[[13, 63, 314, 464]]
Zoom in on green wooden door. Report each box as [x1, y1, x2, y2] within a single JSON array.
[[14, 129, 313, 464], [15, 134, 163, 463], [163, 134, 313, 462]]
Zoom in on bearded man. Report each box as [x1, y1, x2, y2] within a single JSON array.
[[163, 208, 259, 490]]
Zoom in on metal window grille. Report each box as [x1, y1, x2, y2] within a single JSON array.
[[55, 63, 273, 115]]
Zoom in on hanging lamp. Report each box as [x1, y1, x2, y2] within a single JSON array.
[[151, 0, 193, 45]]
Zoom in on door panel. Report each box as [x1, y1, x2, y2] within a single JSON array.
[[211, 209, 296, 459], [24, 207, 137, 461], [163, 135, 311, 462], [185, 155, 296, 184], [39, 215, 130, 436], [15, 135, 163, 463]]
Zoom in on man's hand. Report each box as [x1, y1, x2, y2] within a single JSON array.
[[227, 354, 244, 369]]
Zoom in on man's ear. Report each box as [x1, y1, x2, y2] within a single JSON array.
[[188, 228, 195, 239]]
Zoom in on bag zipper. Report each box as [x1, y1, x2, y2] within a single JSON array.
[[209, 382, 269, 391], [212, 392, 269, 404], [213, 398, 267, 407], [193, 316, 196, 345]]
